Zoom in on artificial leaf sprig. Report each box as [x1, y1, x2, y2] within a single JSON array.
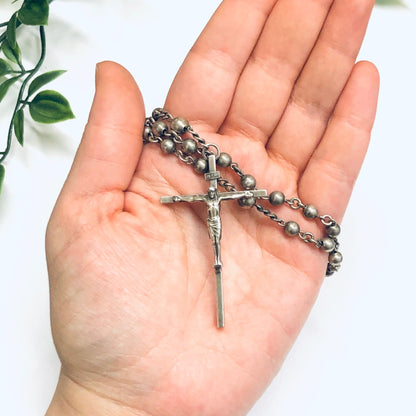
[[0, 0, 74, 194], [375, 0, 406, 5]]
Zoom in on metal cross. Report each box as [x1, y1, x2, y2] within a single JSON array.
[[161, 154, 267, 328]]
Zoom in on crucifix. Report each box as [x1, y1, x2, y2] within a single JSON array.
[[161, 154, 267, 328]]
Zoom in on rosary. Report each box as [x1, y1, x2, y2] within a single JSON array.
[[143, 108, 343, 328]]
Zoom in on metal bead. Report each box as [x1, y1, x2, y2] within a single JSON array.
[[284, 221, 300, 236], [171, 117, 190, 135], [152, 120, 169, 137], [152, 108, 164, 120], [269, 191, 285, 206], [238, 196, 255, 208], [321, 238, 336, 252], [326, 264, 335, 276], [329, 251, 343, 265], [143, 126, 152, 141], [217, 152, 232, 168], [303, 204, 318, 219], [327, 223, 341, 237], [241, 174, 256, 190], [181, 138, 198, 154], [160, 139, 176, 154], [194, 158, 208, 173]]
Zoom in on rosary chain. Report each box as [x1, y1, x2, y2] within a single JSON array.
[[254, 203, 286, 227], [143, 108, 343, 276]]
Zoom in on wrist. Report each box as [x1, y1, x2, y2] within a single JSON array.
[[46, 371, 153, 416]]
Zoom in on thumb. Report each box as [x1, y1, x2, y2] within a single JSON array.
[[63, 61, 145, 198]]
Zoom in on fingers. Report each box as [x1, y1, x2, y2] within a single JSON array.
[[165, 0, 277, 131], [219, 0, 334, 142], [298, 61, 380, 221], [267, 0, 375, 172], [63, 61, 145, 198]]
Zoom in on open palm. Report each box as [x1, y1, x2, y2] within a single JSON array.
[[46, 1, 379, 415]]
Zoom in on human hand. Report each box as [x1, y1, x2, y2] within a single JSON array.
[[46, 1, 379, 415]]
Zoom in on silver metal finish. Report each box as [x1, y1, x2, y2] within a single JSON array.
[[152, 120, 169, 137], [217, 152, 232, 168], [303, 204, 318, 219], [321, 238, 336, 252], [238, 196, 256, 207], [241, 174, 256, 190], [329, 251, 343, 265], [171, 117, 190, 134], [143, 126, 152, 141], [286, 197, 304, 210], [284, 221, 300, 236], [215, 268, 225, 328], [193, 158, 208, 173], [160, 139, 176, 154], [269, 191, 285, 206], [181, 138, 198, 154], [327, 223, 341, 237], [161, 155, 267, 328]]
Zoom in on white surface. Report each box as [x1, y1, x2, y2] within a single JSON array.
[[1, 1, 415, 415]]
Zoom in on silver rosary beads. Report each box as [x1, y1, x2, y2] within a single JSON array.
[[143, 108, 343, 327]]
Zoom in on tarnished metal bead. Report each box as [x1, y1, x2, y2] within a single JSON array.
[[217, 152, 232, 168], [303, 204, 318, 219], [171, 117, 190, 134], [143, 126, 152, 141], [269, 191, 285, 206], [241, 174, 256, 190], [152, 107, 164, 120], [152, 120, 169, 137], [321, 238, 336, 252], [238, 196, 256, 208], [160, 139, 176, 154], [181, 138, 198, 154], [327, 223, 341, 237], [194, 158, 208, 173], [284, 221, 300, 236], [326, 264, 335, 276], [329, 251, 343, 265]]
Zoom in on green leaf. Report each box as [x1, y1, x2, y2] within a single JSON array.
[[0, 165, 5, 194], [18, 0, 49, 26], [6, 12, 18, 49], [0, 58, 14, 76], [29, 90, 75, 124], [375, 0, 405, 5], [28, 70, 66, 97], [1, 39, 21, 65], [0, 75, 20, 102], [14, 108, 24, 146]]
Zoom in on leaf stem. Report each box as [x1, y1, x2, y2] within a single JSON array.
[[0, 22, 8, 28], [11, 70, 34, 75], [0, 26, 46, 163]]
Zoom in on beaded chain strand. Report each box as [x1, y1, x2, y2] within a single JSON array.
[[143, 108, 343, 277]]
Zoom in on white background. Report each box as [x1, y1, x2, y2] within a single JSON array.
[[1, 1, 415, 415]]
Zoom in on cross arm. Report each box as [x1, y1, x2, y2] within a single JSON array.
[[161, 194, 207, 204], [218, 190, 268, 201]]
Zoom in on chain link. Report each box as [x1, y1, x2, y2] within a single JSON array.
[[320, 214, 336, 226], [299, 232, 322, 248], [175, 149, 195, 165], [230, 162, 244, 177], [254, 204, 286, 227], [217, 178, 237, 192], [285, 197, 304, 210]]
